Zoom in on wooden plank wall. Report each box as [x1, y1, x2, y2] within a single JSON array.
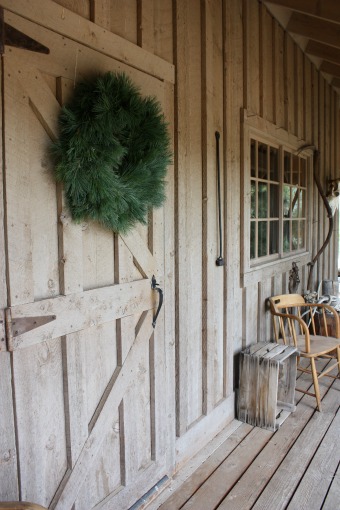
[[175, 0, 203, 434], [0, 50, 19, 500], [241, 0, 340, 348], [51, 0, 339, 420], [21, 0, 339, 468], [224, 0, 243, 386], [174, 0, 227, 437], [50, 0, 232, 455]]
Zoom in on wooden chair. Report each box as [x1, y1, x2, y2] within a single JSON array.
[[268, 293, 340, 411]]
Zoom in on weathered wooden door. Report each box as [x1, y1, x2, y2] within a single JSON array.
[[0, 8, 173, 509]]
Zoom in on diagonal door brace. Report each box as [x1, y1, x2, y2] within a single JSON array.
[[0, 7, 49, 55]]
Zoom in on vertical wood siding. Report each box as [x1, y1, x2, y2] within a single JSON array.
[[274, 22, 286, 129], [225, 0, 244, 364], [3, 1, 338, 498], [50, 0, 339, 449], [51, 0, 233, 460], [0, 61, 18, 500], [241, 0, 339, 347], [175, 0, 203, 434], [201, 0, 225, 413]]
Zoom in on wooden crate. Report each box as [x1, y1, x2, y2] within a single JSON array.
[[313, 311, 338, 338], [237, 342, 298, 431]]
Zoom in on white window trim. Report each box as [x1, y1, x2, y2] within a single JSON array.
[[241, 109, 314, 287]]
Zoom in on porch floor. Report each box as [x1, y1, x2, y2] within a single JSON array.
[[149, 358, 340, 510]]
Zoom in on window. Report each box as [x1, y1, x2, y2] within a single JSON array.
[[250, 138, 309, 264], [282, 152, 307, 253]]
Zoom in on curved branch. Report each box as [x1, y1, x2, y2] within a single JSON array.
[[307, 150, 334, 291]]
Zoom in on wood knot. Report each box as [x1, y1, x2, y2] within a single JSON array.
[[59, 211, 69, 225]]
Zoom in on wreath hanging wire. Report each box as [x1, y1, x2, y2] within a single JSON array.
[[52, 72, 172, 233]]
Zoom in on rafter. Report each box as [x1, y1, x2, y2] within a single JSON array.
[[305, 41, 340, 66], [287, 12, 340, 50], [320, 61, 340, 79], [265, 0, 340, 24]]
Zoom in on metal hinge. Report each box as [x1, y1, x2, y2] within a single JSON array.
[[0, 310, 6, 352], [2, 308, 56, 352], [0, 7, 50, 55]]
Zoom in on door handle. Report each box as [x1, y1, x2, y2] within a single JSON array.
[[151, 275, 163, 328]]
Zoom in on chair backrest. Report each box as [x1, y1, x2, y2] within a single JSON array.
[[269, 293, 305, 313], [268, 293, 309, 350]]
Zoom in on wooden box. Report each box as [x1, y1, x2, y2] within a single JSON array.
[[313, 312, 338, 338], [237, 342, 298, 431]]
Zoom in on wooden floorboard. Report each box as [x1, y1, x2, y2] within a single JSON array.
[[217, 359, 331, 510], [157, 423, 253, 510], [287, 392, 340, 510], [322, 461, 340, 510], [149, 359, 340, 510], [250, 384, 340, 510], [181, 427, 273, 510]]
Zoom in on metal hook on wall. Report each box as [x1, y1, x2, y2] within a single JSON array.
[[151, 275, 163, 328], [215, 131, 224, 267]]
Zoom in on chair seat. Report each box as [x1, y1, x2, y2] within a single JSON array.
[[269, 293, 340, 410], [296, 335, 340, 357]]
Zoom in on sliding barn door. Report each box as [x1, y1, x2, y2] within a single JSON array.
[[0, 10, 172, 510]]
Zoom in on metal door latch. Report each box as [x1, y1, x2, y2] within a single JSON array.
[[151, 275, 163, 328]]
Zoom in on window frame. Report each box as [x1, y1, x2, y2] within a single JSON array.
[[241, 110, 313, 287], [249, 138, 281, 263]]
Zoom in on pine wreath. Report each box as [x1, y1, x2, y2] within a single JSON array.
[[52, 72, 172, 233]]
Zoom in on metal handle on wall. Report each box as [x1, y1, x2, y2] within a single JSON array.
[[215, 131, 224, 266], [151, 275, 163, 328]]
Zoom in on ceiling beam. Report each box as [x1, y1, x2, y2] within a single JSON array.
[[305, 41, 340, 66], [320, 61, 340, 79], [287, 12, 340, 49], [265, 0, 340, 24]]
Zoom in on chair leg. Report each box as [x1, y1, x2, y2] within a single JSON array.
[[311, 358, 321, 411], [337, 346, 340, 377]]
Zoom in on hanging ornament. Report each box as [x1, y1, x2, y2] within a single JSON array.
[[288, 261, 300, 294], [327, 183, 340, 216], [52, 72, 172, 233]]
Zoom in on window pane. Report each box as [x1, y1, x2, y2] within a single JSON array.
[[250, 221, 256, 259], [284, 151, 290, 183], [258, 183, 268, 218], [283, 185, 291, 218], [299, 221, 305, 249], [249, 141, 309, 261], [258, 221, 267, 257], [300, 158, 306, 187], [269, 220, 279, 255], [251, 139, 256, 178], [251, 180, 256, 218], [292, 155, 299, 185], [300, 189, 306, 217], [258, 143, 268, 179], [292, 187, 299, 218], [270, 184, 279, 217], [270, 147, 279, 181], [283, 220, 290, 252], [292, 220, 298, 250]]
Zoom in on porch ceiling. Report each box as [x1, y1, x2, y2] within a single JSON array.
[[264, 0, 340, 92]]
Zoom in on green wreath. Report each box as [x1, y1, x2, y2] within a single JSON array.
[[52, 72, 171, 233]]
